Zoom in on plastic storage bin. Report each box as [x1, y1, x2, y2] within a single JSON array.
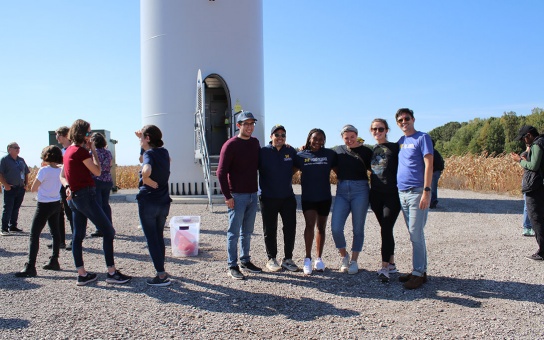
[[169, 216, 200, 257]]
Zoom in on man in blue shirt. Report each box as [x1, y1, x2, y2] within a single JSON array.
[[259, 125, 298, 272], [0, 142, 30, 235], [395, 108, 433, 289]]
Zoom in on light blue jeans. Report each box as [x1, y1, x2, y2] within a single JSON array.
[[331, 180, 369, 252], [398, 187, 428, 276], [523, 194, 532, 229], [227, 192, 258, 267]]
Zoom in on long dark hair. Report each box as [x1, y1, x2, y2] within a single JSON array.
[[304, 128, 326, 150]]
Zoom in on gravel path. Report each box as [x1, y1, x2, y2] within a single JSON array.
[[1, 186, 543, 339]]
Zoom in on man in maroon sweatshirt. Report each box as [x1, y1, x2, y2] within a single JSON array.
[[216, 111, 262, 280]]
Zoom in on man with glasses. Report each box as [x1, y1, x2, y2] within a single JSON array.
[[0, 142, 30, 235], [395, 108, 433, 289], [217, 111, 263, 279], [258, 125, 299, 272], [511, 126, 544, 261]]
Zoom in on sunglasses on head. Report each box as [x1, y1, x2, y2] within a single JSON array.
[[371, 127, 385, 132], [397, 116, 411, 123], [274, 133, 286, 138]]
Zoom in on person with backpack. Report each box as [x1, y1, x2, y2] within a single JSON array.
[[511, 125, 544, 261]]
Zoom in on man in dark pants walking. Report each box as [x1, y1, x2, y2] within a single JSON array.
[[259, 125, 298, 272], [511, 125, 544, 261]]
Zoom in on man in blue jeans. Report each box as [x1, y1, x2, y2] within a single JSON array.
[[0, 142, 30, 235], [216, 111, 262, 280], [395, 108, 433, 289]]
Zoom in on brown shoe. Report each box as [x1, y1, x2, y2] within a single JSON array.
[[403, 273, 427, 289], [399, 272, 427, 283]]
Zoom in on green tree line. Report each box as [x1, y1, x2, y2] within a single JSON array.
[[428, 108, 544, 157]]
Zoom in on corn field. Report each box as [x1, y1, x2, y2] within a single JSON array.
[[24, 154, 524, 196]]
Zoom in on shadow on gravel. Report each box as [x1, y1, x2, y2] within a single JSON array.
[[434, 197, 523, 214], [0, 318, 30, 330], [142, 277, 360, 321]]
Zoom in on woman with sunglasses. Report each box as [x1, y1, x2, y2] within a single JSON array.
[[60, 119, 131, 286], [369, 118, 401, 282], [330, 124, 372, 275], [295, 128, 338, 275]]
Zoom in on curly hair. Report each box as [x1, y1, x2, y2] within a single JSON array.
[[304, 128, 326, 150], [68, 119, 91, 145], [142, 125, 164, 148], [41, 145, 63, 164], [91, 132, 107, 149]]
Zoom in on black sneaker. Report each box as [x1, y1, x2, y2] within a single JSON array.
[[15, 263, 37, 277], [42, 257, 61, 271], [1, 229, 9, 236], [240, 261, 262, 273], [77, 272, 98, 286], [105, 270, 132, 284], [228, 266, 245, 280], [47, 243, 66, 249], [147, 275, 172, 287], [90, 231, 103, 237], [9, 227, 23, 233], [525, 253, 544, 261]]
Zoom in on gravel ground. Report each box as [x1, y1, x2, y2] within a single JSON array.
[[1, 186, 543, 339]]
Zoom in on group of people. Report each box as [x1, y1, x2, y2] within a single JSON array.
[[2, 120, 172, 287], [217, 108, 434, 289]]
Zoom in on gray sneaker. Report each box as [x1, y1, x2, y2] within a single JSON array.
[[281, 259, 299, 272], [266, 258, 282, 272]]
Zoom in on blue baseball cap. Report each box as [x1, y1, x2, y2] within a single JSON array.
[[237, 111, 257, 123]]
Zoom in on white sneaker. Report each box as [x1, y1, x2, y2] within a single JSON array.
[[377, 267, 390, 282], [388, 263, 398, 274], [339, 254, 350, 273], [303, 258, 312, 275], [266, 258, 282, 272], [348, 261, 359, 275], [314, 258, 325, 272]]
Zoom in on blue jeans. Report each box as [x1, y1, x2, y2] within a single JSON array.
[[227, 192, 258, 267], [431, 171, 442, 205], [2, 185, 26, 231], [398, 188, 428, 276], [331, 180, 369, 252], [94, 179, 113, 224], [68, 186, 116, 269], [138, 198, 170, 274], [523, 194, 532, 229]]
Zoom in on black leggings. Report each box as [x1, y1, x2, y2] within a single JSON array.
[[27, 201, 62, 267], [370, 190, 401, 263]]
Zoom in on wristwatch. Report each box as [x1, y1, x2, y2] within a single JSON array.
[[424, 187, 431, 192]]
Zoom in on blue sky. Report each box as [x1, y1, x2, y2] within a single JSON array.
[[1, 1, 543, 167]]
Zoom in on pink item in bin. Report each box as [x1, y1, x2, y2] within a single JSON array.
[[174, 227, 197, 256], [170, 216, 200, 257]]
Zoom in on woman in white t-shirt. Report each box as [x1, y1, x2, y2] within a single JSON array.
[[15, 146, 64, 277]]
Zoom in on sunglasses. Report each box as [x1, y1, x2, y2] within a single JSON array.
[[241, 122, 256, 127], [397, 116, 411, 123], [85, 131, 92, 137], [371, 127, 385, 132], [274, 133, 286, 138], [10, 146, 20, 149]]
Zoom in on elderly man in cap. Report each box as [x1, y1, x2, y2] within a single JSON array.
[[217, 111, 263, 279], [511, 125, 544, 261], [258, 124, 299, 272], [0, 142, 30, 235]]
